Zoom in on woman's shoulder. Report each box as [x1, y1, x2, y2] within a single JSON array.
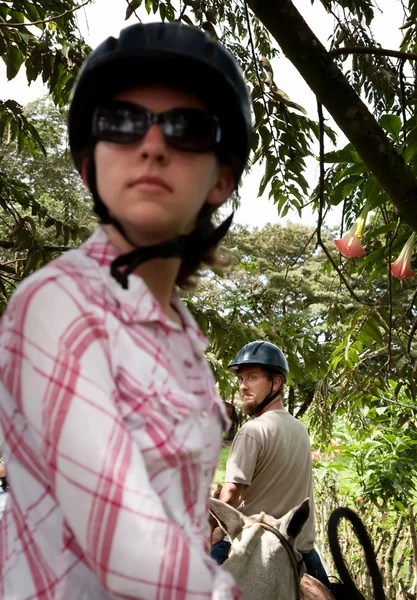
[[2, 247, 95, 332]]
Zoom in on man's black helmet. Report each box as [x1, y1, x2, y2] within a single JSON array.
[[68, 21, 253, 184], [228, 341, 289, 379]]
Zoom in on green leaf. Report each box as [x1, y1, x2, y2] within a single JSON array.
[[44, 217, 55, 228], [145, 0, 153, 14], [24, 2, 40, 23], [330, 176, 365, 205], [323, 144, 361, 164], [26, 49, 43, 84], [125, 0, 143, 19], [5, 45, 25, 80], [259, 157, 278, 197], [379, 114, 402, 139]]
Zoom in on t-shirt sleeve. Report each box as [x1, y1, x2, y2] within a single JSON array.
[[225, 427, 261, 485]]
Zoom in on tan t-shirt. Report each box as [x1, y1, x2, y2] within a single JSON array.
[[225, 408, 315, 552]]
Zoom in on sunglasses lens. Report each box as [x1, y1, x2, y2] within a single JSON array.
[[93, 104, 221, 152], [94, 105, 149, 143], [164, 109, 220, 152]]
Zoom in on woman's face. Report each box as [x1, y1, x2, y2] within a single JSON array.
[[90, 84, 234, 246]]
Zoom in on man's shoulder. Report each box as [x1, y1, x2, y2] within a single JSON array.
[[258, 410, 310, 436], [236, 418, 264, 439]]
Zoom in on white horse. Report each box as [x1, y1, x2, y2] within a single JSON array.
[[210, 497, 334, 600]]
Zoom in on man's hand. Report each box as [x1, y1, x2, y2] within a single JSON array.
[[211, 526, 226, 546]]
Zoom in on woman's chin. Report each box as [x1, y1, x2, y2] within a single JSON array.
[[121, 217, 181, 246]]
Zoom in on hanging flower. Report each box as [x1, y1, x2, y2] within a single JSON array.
[[334, 222, 366, 258], [334, 207, 368, 258], [311, 450, 321, 461], [389, 232, 416, 280]]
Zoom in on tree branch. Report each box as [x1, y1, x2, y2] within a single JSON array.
[[242, 0, 280, 160], [246, 0, 417, 231], [330, 46, 417, 62], [0, 240, 70, 252], [0, 0, 93, 27], [0, 263, 15, 274]]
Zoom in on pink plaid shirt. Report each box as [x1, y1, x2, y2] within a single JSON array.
[[0, 228, 240, 600]]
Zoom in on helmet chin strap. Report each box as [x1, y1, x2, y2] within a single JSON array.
[[87, 156, 233, 289], [254, 382, 282, 416]]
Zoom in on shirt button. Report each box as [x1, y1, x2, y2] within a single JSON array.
[[201, 410, 208, 418], [184, 359, 193, 368], [204, 468, 211, 477], [196, 517, 202, 527]]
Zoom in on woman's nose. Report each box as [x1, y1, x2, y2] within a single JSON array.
[[138, 124, 169, 163]]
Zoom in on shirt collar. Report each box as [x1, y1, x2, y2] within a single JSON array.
[[80, 227, 208, 352]]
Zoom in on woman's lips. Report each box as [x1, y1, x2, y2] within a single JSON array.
[[130, 175, 172, 193]]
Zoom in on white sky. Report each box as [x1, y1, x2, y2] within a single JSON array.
[[0, 0, 404, 230]]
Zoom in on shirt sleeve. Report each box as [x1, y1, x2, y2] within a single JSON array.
[[1, 279, 241, 600], [225, 426, 261, 486]]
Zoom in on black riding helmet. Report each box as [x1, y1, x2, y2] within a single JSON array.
[[228, 341, 289, 377], [68, 22, 253, 288], [228, 341, 289, 415]]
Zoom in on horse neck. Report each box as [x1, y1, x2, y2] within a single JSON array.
[[222, 526, 298, 600]]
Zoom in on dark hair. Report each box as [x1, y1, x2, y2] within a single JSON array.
[[176, 241, 229, 289]]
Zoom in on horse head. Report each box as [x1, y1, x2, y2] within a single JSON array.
[[209, 497, 311, 600]]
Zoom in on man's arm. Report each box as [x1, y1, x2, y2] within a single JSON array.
[[211, 430, 260, 546], [211, 483, 246, 546], [219, 482, 246, 508]]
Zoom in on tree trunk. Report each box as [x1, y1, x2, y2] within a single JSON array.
[[393, 536, 407, 583], [247, 0, 417, 231], [374, 529, 387, 559], [409, 505, 417, 592], [385, 515, 404, 599]]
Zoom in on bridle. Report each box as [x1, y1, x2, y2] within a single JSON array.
[[257, 521, 303, 600]]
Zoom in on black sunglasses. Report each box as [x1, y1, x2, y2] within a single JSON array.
[[92, 101, 222, 153]]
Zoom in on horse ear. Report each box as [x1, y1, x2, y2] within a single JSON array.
[[280, 498, 310, 541], [209, 497, 246, 540]]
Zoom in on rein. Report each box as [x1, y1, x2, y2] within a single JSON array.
[[258, 521, 302, 600]]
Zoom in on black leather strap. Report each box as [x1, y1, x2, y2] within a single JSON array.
[[110, 212, 234, 289], [260, 521, 302, 600]]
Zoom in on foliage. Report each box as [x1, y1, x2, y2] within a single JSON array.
[[0, 97, 95, 313], [312, 399, 417, 511], [311, 399, 417, 599], [213, 447, 230, 486]]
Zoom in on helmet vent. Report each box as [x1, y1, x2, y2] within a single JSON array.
[[252, 342, 264, 356]]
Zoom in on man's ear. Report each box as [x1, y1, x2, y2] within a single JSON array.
[[206, 164, 235, 208], [273, 374, 283, 393]]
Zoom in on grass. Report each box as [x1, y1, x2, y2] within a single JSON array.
[[213, 446, 230, 485]]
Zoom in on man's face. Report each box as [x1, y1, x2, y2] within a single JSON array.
[[237, 366, 274, 417], [90, 84, 234, 247]]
